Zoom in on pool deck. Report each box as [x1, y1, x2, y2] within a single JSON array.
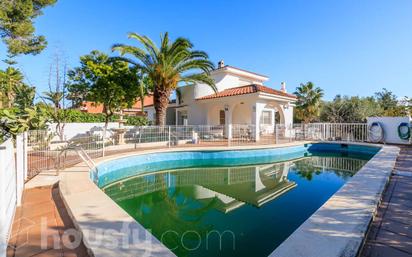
[[6, 184, 90, 257], [360, 145, 412, 257], [6, 141, 408, 257], [57, 141, 310, 257], [269, 144, 400, 257]]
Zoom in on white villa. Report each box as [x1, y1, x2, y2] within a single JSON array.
[[145, 61, 297, 139]]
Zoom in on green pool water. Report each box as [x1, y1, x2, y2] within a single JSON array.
[[104, 154, 370, 257]]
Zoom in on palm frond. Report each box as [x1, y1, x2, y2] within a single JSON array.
[[128, 32, 159, 63], [181, 73, 216, 92]]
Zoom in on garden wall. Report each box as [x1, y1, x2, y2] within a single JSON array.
[[367, 116, 411, 144], [0, 134, 27, 257], [48, 122, 134, 140]]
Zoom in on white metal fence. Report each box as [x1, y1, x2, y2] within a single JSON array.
[[26, 123, 369, 178], [277, 123, 369, 142], [0, 134, 27, 257]]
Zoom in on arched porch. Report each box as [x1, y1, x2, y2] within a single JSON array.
[[203, 96, 291, 141]]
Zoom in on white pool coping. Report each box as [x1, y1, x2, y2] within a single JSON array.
[[58, 141, 398, 257], [269, 144, 399, 257]]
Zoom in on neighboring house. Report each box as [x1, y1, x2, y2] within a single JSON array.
[[80, 95, 176, 122], [171, 61, 297, 138]]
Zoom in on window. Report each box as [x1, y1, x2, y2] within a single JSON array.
[[219, 110, 225, 125], [260, 111, 272, 125]]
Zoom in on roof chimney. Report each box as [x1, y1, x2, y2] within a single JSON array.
[[218, 60, 225, 69], [280, 82, 287, 92]]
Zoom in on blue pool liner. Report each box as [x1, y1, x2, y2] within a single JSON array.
[[92, 143, 380, 188]]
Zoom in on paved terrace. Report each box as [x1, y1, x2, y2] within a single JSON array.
[[7, 142, 411, 257], [7, 183, 90, 257], [360, 146, 412, 257]]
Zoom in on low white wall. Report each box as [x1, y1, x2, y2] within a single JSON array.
[[367, 116, 411, 144], [0, 134, 27, 257], [49, 122, 134, 140]]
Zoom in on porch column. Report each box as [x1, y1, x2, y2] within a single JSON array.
[[224, 104, 233, 140], [252, 103, 265, 141]]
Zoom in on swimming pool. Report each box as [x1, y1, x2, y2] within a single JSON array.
[[95, 143, 380, 257]]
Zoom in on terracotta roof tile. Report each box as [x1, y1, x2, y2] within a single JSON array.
[[81, 95, 155, 114], [196, 84, 297, 100], [131, 94, 154, 108]]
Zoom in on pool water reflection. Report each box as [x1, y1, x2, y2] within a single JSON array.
[[104, 154, 369, 257]]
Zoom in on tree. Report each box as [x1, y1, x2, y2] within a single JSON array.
[[67, 50, 139, 133], [400, 96, 412, 116], [0, 107, 48, 141], [0, 67, 22, 108], [320, 95, 382, 123], [66, 70, 89, 108], [112, 32, 216, 125], [0, 0, 56, 57], [14, 83, 35, 109], [137, 75, 153, 113], [294, 82, 324, 123], [42, 53, 67, 140], [0, 67, 35, 109], [375, 88, 407, 116]]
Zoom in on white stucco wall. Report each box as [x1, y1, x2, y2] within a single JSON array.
[[187, 104, 208, 125], [0, 135, 26, 257], [169, 66, 295, 127], [232, 103, 253, 124], [49, 122, 130, 140], [282, 105, 294, 128], [193, 70, 267, 99], [367, 116, 411, 144]]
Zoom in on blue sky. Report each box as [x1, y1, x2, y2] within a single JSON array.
[[1, 0, 411, 100]]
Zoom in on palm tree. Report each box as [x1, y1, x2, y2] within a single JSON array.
[[137, 75, 153, 113], [112, 32, 216, 125], [0, 67, 24, 108], [294, 82, 324, 123], [42, 91, 63, 109]]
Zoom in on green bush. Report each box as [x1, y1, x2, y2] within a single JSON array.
[[64, 109, 107, 122], [125, 115, 150, 126], [62, 109, 150, 125]]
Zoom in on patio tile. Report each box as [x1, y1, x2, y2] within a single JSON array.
[[374, 229, 412, 254], [22, 189, 52, 204], [391, 188, 412, 200], [381, 219, 412, 238], [7, 184, 90, 257], [386, 213, 412, 226], [387, 197, 412, 209], [362, 241, 412, 257], [21, 201, 55, 218], [360, 146, 412, 257], [32, 249, 63, 257], [396, 178, 412, 188]]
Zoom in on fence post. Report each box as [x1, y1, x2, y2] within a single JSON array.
[[16, 134, 24, 206], [23, 132, 28, 181], [102, 133, 106, 157], [227, 124, 232, 147], [168, 126, 171, 148], [0, 144, 6, 257]]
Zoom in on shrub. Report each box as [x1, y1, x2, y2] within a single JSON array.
[[125, 115, 150, 126], [61, 109, 150, 125]]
